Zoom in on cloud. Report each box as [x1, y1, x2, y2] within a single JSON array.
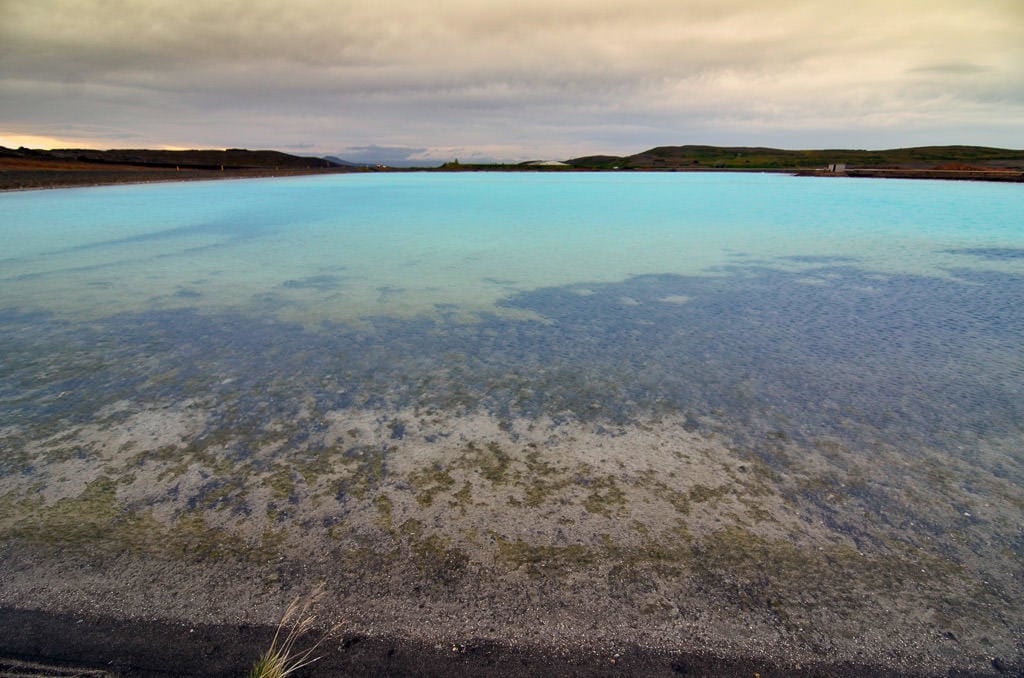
[[910, 62, 990, 75], [2, 0, 1022, 155], [335, 145, 431, 166]]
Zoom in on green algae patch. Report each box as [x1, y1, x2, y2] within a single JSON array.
[[0, 476, 276, 565], [408, 464, 455, 507], [642, 476, 692, 515], [459, 441, 512, 484], [39, 443, 99, 465], [687, 483, 732, 505], [373, 494, 394, 533], [165, 512, 261, 563], [125, 444, 193, 481], [495, 537, 600, 574], [258, 526, 288, 560], [336, 445, 389, 500], [515, 448, 572, 507], [380, 517, 470, 587], [410, 533, 469, 584], [125, 431, 244, 482], [0, 435, 33, 477], [451, 481, 473, 512], [694, 526, 827, 578], [294, 449, 335, 487], [686, 525, 972, 625], [193, 476, 249, 512], [581, 475, 627, 517], [0, 476, 130, 550], [263, 466, 297, 501]]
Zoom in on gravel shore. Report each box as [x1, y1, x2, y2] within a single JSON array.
[[2, 406, 1021, 676]]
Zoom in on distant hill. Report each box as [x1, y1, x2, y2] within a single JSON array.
[[566, 145, 1024, 170], [4, 144, 1022, 189], [0, 146, 340, 170], [0, 146, 358, 190], [323, 155, 379, 168]]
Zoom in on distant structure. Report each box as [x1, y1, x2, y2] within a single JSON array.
[[525, 160, 571, 167], [827, 162, 847, 172]]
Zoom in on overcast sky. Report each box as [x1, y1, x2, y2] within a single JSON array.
[[2, 0, 1022, 165]]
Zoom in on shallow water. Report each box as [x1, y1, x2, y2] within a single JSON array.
[[3, 172, 1021, 321], [3, 172, 1022, 446], [1, 172, 1023, 671]]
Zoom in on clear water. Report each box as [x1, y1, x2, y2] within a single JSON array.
[[2, 172, 1023, 667], [3, 172, 1021, 323], [2, 171, 1023, 461]]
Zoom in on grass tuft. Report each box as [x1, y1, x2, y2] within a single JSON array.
[[248, 585, 338, 678]]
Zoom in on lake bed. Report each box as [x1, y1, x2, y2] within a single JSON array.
[[1, 173, 1022, 674]]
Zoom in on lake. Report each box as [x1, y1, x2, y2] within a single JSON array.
[[1, 172, 1022, 673]]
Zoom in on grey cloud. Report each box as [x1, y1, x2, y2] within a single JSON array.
[[910, 62, 990, 75], [2, 1, 1022, 155], [0, 2, 895, 87], [335, 145, 433, 166]]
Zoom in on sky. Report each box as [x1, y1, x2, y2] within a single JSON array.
[[1, 0, 1022, 165]]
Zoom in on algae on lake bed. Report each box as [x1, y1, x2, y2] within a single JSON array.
[[1, 250, 1023, 673], [1, 398, 1021, 676]]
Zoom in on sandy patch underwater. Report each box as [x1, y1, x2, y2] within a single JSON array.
[[1, 173, 1023, 673], [2, 397, 1021, 673]]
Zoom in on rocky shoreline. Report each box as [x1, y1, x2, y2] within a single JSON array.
[[2, 403, 1021, 677], [795, 168, 1024, 182]]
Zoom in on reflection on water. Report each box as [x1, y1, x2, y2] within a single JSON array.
[[1, 174, 1022, 672]]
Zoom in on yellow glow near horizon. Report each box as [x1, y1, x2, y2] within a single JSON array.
[[0, 133, 216, 151], [0, 132, 107, 150]]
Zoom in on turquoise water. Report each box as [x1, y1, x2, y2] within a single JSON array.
[[2, 169, 1022, 459], [3, 173, 1021, 323], [2, 173, 1024, 436], [2, 172, 1023, 446]]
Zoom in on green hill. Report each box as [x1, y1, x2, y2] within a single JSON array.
[[567, 145, 1024, 170]]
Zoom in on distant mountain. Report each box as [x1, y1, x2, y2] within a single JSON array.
[[323, 155, 378, 168], [566, 145, 1024, 170], [563, 155, 623, 167]]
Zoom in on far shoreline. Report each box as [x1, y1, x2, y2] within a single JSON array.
[[3, 143, 1022, 191], [0, 166, 360, 193]]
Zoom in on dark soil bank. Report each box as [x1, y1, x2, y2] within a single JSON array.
[[0, 607, 964, 678]]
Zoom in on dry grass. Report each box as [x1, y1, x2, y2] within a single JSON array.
[[248, 585, 339, 678]]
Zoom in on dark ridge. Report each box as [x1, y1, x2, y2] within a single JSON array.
[[0, 146, 370, 190], [0, 145, 340, 170], [323, 155, 380, 168], [559, 154, 624, 168], [6, 144, 1023, 182], [566, 144, 1024, 170]]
